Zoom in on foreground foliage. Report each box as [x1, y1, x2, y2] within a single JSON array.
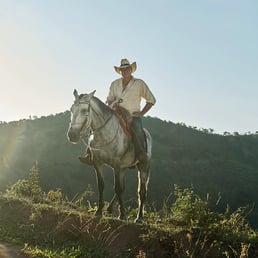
[[0, 168, 257, 257]]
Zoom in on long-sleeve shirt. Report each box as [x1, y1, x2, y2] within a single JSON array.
[[106, 77, 156, 114]]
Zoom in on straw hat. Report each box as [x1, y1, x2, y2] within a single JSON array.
[[114, 59, 137, 74]]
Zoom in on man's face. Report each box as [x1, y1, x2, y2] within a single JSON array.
[[121, 67, 132, 79]]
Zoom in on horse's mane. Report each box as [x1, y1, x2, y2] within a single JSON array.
[[91, 96, 114, 117]]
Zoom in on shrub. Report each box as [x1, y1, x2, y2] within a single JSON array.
[[170, 185, 219, 229], [6, 165, 43, 202], [166, 185, 257, 257], [46, 189, 63, 203]]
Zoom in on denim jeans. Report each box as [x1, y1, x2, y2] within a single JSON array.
[[130, 117, 146, 153]]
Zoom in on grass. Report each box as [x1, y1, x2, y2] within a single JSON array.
[[0, 167, 257, 257]]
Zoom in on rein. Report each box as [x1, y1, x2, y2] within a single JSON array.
[[90, 122, 119, 150], [79, 100, 120, 151], [91, 111, 113, 132]]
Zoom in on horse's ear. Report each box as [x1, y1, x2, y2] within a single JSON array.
[[89, 90, 96, 97], [73, 89, 79, 100], [86, 90, 96, 100]]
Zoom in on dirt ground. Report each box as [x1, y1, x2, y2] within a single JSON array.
[[0, 243, 30, 258]]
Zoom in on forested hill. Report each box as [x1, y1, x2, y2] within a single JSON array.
[[0, 112, 258, 228]]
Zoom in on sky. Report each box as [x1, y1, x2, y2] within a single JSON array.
[[1, 0, 258, 134]]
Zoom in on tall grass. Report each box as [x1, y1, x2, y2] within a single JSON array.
[[0, 168, 257, 257]]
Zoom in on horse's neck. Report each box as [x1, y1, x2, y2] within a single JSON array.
[[90, 98, 114, 134]]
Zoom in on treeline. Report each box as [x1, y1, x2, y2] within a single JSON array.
[[0, 112, 258, 228]]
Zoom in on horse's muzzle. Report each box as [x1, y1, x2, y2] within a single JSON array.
[[67, 129, 80, 143]]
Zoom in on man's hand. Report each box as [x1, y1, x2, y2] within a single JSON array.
[[133, 103, 154, 117], [132, 111, 143, 117]]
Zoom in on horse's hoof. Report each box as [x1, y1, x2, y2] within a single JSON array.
[[107, 207, 113, 215], [94, 210, 102, 217], [118, 214, 127, 220], [134, 217, 143, 223]]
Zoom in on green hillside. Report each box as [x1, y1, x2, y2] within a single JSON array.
[[0, 112, 257, 228]]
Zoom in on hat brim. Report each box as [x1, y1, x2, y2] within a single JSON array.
[[114, 62, 137, 74]]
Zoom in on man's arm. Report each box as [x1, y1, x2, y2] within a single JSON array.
[[106, 82, 116, 106], [132, 102, 154, 117]]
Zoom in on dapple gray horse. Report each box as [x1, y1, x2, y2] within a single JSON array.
[[67, 90, 152, 222]]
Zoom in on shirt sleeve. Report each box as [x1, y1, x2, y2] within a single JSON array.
[[140, 80, 156, 105], [106, 82, 116, 104]]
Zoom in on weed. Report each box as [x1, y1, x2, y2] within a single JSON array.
[[5, 164, 43, 202], [1, 173, 258, 258]]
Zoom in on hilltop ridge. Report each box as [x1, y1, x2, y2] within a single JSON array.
[[0, 112, 258, 228]]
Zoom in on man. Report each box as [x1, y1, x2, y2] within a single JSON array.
[[79, 58, 156, 164]]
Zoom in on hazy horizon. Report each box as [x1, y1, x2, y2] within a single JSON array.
[[1, 1, 258, 134]]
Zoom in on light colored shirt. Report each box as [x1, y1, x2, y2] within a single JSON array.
[[106, 77, 156, 114]]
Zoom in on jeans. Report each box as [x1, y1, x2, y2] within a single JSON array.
[[130, 117, 146, 153]]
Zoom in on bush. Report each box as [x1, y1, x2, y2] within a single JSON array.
[[170, 185, 219, 229], [165, 185, 257, 257], [6, 165, 43, 202]]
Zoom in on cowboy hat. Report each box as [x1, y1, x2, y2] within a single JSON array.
[[114, 59, 137, 74]]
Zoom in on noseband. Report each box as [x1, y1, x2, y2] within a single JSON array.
[[71, 100, 91, 134], [75, 99, 119, 150]]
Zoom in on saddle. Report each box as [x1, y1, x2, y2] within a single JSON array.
[[114, 106, 133, 137]]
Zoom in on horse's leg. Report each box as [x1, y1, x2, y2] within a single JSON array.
[[135, 160, 150, 223], [107, 194, 117, 215], [114, 167, 126, 220], [94, 164, 105, 217]]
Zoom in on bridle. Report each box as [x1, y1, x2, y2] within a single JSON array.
[[74, 98, 120, 151]]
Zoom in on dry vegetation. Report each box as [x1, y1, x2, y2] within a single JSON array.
[[0, 167, 257, 258]]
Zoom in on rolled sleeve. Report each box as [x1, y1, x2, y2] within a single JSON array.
[[106, 82, 116, 104], [140, 80, 156, 105]]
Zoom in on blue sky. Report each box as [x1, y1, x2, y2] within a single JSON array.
[[1, 0, 258, 134]]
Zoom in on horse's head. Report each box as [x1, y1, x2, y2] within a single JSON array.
[[67, 89, 96, 143]]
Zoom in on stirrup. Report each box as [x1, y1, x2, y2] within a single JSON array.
[[79, 154, 93, 165]]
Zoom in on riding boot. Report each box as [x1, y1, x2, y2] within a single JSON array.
[[79, 148, 94, 165], [131, 117, 147, 160]]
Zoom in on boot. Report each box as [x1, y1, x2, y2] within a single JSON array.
[[79, 148, 93, 165], [132, 131, 147, 161], [130, 118, 147, 161], [136, 143, 147, 161]]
